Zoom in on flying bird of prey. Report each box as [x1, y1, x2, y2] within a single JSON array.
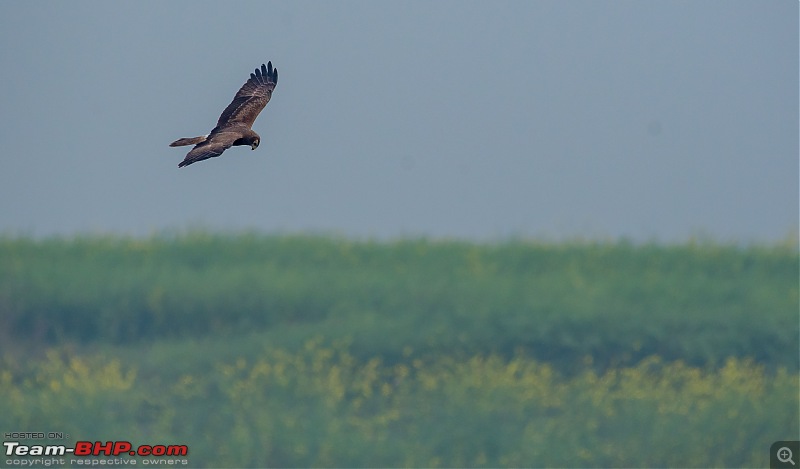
[[170, 62, 278, 168]]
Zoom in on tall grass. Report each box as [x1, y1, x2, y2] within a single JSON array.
[[1, 233, 796, 370], [0, 233, 797, 467], [1, 341, 796, 467]]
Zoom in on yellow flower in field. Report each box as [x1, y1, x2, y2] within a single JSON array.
[[250, 360, 271, 380], [49, 379, 61, 392], [419, 372, 438, 391], [394, 364, 410, 381], [325, 365, 345, 403]]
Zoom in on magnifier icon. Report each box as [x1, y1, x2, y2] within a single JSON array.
[[778, 447, 796, 465]]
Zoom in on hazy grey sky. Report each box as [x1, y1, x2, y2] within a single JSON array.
[[0, 1, 796, 242]]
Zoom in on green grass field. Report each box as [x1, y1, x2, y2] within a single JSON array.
[[1, 233, 797, 467]]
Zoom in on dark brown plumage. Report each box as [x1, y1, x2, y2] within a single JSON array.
[[170, 62, 278, 168]]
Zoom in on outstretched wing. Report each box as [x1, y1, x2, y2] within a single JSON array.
[[216, 62, 278, 129], [178, 131, 239, 168]]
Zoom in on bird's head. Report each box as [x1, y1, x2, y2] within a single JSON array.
[[251, 138, 260, 150]]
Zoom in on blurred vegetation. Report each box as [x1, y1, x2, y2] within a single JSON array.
[[2, 342, 796, 467], [0, 232, 797, 467]]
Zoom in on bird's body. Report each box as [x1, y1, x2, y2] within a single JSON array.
[[170, 62, 278, 168]]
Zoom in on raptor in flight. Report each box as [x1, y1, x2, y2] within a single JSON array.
[[170, 62, 278, 168]]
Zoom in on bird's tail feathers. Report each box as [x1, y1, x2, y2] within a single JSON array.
[[169, 135, 208, 147]]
